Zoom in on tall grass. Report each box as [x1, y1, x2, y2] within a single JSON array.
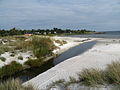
[[0, 79, 34, 90], [15, 36, 55, 58], [24, 58, 43, 67], [105, 61, 120, 84], [0, 45, 12, 55], [79, 69, 105, 86], [0, 61, 23, 78], [32, 36, 55, 58], [47, 61, 120, 89]]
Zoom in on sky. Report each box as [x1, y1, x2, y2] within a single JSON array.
[[0, 0, 120, 31]]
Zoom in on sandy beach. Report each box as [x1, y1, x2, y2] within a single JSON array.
[[23, 38, 120, 90]]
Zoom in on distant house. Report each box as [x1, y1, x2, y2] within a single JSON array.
[[24, 34, 33, 37]]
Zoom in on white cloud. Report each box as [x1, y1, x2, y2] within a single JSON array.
[[0, 0, 120, 31]]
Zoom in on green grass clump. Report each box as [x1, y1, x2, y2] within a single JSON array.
[[14, 40, 32, 51], [47, 79, 65, 90], [0, 79, 34, 90], [79, 68, 104, 86], [10, 53, 15, 57], [105, 61, 120, 84], [0, 61, 23, 78], [0, 46, 12, 55], [32, 36, 55, 58], [24, 58, 43, 67], [18, 56, 23, 60], [0, 57, 6, 62], [47, 61, 120, 89], [15, 36, 55, 59]]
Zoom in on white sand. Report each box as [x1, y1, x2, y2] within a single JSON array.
[[52, 36, 94, 54], [0, 36, 92, 68], [0, 51, 34, 67], [23, 38, 120, 90]]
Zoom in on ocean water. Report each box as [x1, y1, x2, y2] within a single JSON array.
[[68, 31, 120, 38]]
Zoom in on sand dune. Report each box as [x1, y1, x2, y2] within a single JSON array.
[[23, 38, 120, 90]]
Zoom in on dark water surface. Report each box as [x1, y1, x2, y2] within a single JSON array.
[[54, 41, 96, 65]]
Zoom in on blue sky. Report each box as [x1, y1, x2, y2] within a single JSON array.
[[0, 0, 120, 31]]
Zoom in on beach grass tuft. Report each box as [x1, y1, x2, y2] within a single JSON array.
[[0, 79, 34, 90]]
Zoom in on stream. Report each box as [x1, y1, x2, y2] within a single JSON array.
[[12, 40, 96, 82]]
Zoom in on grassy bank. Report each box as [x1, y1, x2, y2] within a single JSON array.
[[47, 61, 120, 89], [0, 79, 34, 90], [0, 36, 57, 79]]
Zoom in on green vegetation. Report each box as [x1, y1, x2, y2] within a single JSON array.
[[47, 61, 120, 89], [0, 57, 6, 62], [24, 58, 43, 67], [32, 36, 55, 58], [18, 56, 23, 60], [0, 79, 34, 90], [0, 27, 95, 36], [14, 36, 55, 58], [0, 36, 56, 79], [55, 40, 67, 46], [0, 46, 12, 55], [0, 61, 23, 78], [79, 69, 104, 86], [105, 61, 120, 84]]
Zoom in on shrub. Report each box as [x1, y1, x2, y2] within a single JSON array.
[[18, 56, 23, 60], [0, 57, 6, 62], [0, 61, 23, 78], [0, 79, 34, 90]]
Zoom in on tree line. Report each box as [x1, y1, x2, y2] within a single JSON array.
[[0, 28, 95, 36]]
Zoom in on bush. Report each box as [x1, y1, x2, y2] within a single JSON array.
[[0, 61, 23, 78], [0, 79, 34, 90], [0, 57, 6, 62]]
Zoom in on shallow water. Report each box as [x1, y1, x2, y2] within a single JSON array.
[[54, 41, 96, 65]]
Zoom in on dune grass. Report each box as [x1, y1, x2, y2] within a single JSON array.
[[79, 69, 105, 86], [0, 79, 34, 90], [105, 61, 120, 85], [32, 36, 55, 58], [78, 61, 120, 86], [24, 58, 43, 67], [47, 61, 120, 89], [0, 45, 12, 55], [0, 61, 23, 78]]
